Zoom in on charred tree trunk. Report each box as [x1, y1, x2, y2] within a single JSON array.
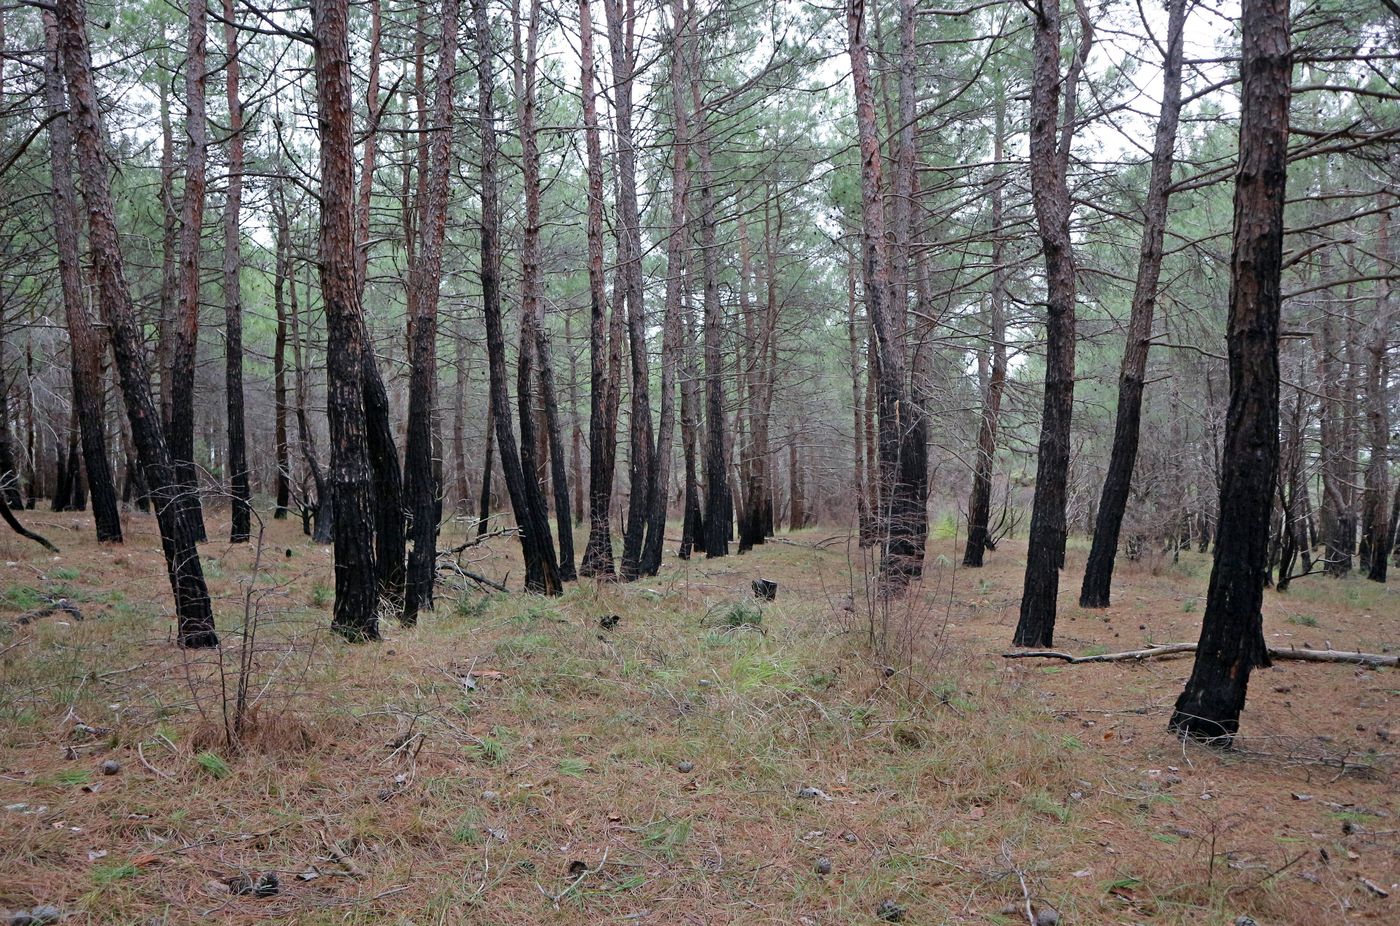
[[312, 0, 380, 641], [602, 0, 654, 581], [1170, 0, 1289, 742], [846, 0, 922, 591], [1360, 206, 1392, 582], [1013, 0, 1090, 647], [693, 103, 729, 559], [221, 0, 250, 542], [170, 0, 208, 543], [478, 400, 495, 537], [402, 0, 460, 623], [577, 0, 619, 577], [273, 215, 291, 520], [56, 0, 216, 647], [1079, 0, 1186, 605], [42, 17, 121, 541], [474, 0, 561, 595], [963, 77, 1008, 568]]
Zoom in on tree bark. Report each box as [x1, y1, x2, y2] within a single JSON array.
[[846, 0, 922, 591], [170, 0, 209, 542], [474, 0, 562, 595], [402, 0, 461, 623], [577, 0, 619, 577], [1170, 0, 1289, 742], [312, 0, 381, 641], [1013, 0, 1090, 647], [602, 0, 654, 581], [221, 0, 250, 542], [1079, 0, 1186, 605], [1360, 205, 1392, 582], [56, 0, 216, 647], [42, 13, 121, 542], [963, 75, 1008, 568]]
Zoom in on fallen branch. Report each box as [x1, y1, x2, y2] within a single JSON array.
[[0, 501, 59, 553], [1003, 642, 1396, 668], [15, 597, 83, 625]]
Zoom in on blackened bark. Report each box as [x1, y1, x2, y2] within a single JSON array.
[[273, 218, 290, 520], [1169, 0, 1289, 742], [1013, 0, 1090, 647], [847, 0, 922, 591], [312, 0, 380, 641], [170, 0, 209, 543], [963, 78, 1007, 568], [57, 0, 216, 647], [474, 0, 561, 595], [402, 0, 460, 623], [693, 105, 728, 559], [283, 206, 332, 544], [42, 15, 120, 541], [1361, 207, 1392, 582], [578, 0, 619, 577], [602, 0, 654, 581], [1079, 0, 1186, 605], [221, 0, 250, 542]]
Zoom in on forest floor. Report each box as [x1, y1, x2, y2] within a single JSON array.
[[0, 509, 1396, 925]]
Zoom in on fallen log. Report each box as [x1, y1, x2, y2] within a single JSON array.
[[15, 597, 83, 625], [1003, 643, 1396, 669]]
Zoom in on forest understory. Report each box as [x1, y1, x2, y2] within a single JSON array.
[[1, 510, 1395, 926]]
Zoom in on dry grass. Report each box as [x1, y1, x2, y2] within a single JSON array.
[[0, 510, 1396, 924]]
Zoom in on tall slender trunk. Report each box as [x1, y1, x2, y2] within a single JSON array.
[[847, 0, 921, 591], [273, 212, 290, 520], [1078, 0, 1187, 604], [477, 400, 495, 537], [221, 0, 250, 542], [42, 15, 121, 541], [578, 0, 620, 577], [453, 332, 470, 513], [475, 0, 561, 594], [602, 0, 654, 581], [402, 0, 461, 623], [170, 0, 208, 542], [283, 201, 332, 543], [312, 0, 380, 641], [56, 0, 215, 647], [1013, 0, 1091, 647], [963, 75, 1008, 567], [1170, 0, 1289, 742], [1361, 206, 1392, 581], [640, 0, 691, 575], [693, 104, 729, 558], [157, 46, 178, 432], [512, 0, 574, 581]]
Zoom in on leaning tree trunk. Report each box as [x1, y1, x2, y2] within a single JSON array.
[[312, 0, 381, 641], [221, 0, 250, 543], [169, 0, 208, 543], [402, 0, 460, 624], [1079, 0, 1186, 606], [55, 0, 216, 647], [1013, 0, 1091, 647], [1169, 0, 1290, 742], [846, 0, 922, 591], [474, 0, 561, 595], [42, 15, 121, 542]]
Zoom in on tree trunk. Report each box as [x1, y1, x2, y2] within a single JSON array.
[[1360, 206, 1392, 582], [221, 0, 250, 542], [273, 204, 290, 520], [478, 400, 495, 538], [1079, 0, 1186, 605], [170, 0, 208, 542], [692, 92, 729, 559], [846, 0, 922, 591], [1170, 0, 1289, 742], [474, 0, 561, 595], [602, 0, 654, 581], [42, 17, 121, 540], [56, 0, 216, 647], [312, 0, 380, 641], [402, 0, 460, 623], [963, 74, 1008, 568], [1014, 0, 1091, 647]]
